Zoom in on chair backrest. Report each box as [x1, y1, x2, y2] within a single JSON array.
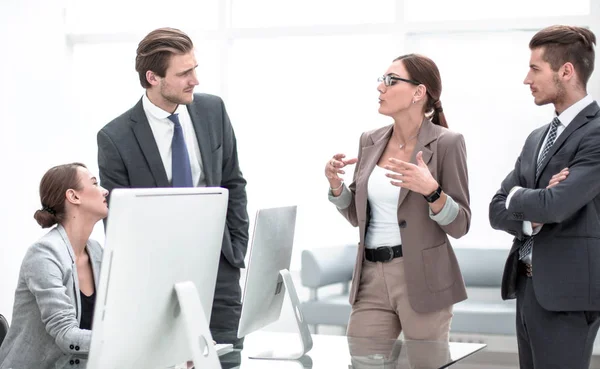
[[0, 314, 8, 348], [453, 247, 507, 287]]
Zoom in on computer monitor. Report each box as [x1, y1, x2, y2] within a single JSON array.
[[87, 187, 228, 369], [237, 205, 313, 360]]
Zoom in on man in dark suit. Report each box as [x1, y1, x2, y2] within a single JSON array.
[[489, 25, 600, 369], [97, 28, 249, 347]]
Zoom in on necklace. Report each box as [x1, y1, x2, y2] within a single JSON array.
[[398, 133, 419, 150]]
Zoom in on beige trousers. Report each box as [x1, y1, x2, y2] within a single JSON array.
[[346, 257, 453, 340]]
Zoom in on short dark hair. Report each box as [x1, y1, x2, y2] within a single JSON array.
[[33, 163, 86, 228], [135, 27, 194, 88], [394, 54, 448, 128], [530, 25, 596, 87]]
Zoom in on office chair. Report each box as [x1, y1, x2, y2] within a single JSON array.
[[0, 314, 8, 348]]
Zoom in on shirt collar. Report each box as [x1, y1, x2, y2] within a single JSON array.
[[142, 93, 187, 120], [555, 94, 594, 128]]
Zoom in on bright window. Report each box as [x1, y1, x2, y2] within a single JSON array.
[[65, 0, 220, 35], [405, 0, 590, 22], [232, 0, 396, 27], [228, 35, 395, 257]]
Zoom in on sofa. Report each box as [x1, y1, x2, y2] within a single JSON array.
[[299, 244, 516, 337]]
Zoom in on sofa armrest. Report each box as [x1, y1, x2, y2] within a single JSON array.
[[301, 244, 357, 290]]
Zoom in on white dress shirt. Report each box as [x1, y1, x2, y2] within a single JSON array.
[[507, 94, 594, 262], [142, 93, 205, 186]]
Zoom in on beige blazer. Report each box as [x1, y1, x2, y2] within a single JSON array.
[[339, 119, 470, 313]]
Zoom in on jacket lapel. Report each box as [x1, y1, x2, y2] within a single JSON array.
[[86, 242, 103, 290], [397, 119, 435, 209], [57, 225, 81, 321], [130, 99, 170, 187], [535, 101, 600, 186], [356, 126, 393, 225], [187, 101, 214, 186]]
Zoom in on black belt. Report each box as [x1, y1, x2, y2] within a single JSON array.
[[365, 245, 403, 262]]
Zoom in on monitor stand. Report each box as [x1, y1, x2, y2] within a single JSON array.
[[248, 269, 314, 360], [174, 281, 222, 369]]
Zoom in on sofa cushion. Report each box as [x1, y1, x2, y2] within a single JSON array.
[[301, 295, 352, 327], [301, 245, 357, 288], [454, 248, 508, 288], [451, 288, 516, 335]]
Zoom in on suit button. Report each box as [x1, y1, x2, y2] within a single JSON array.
[[69, 344, 74, 349], [75, 359, 80, 364], [75, 346, 80, 351], [69, 360, 75, 365], [399, 220, 407, 228]]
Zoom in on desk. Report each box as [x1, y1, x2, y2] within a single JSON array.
[[219, 332, 486, 369]]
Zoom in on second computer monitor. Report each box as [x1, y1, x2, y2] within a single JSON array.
[[237, 205, 298, 338]]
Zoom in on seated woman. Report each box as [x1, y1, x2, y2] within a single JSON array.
[[0, 163, 108, 369]]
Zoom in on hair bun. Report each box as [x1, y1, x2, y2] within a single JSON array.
[[33, 209, 58, 228]]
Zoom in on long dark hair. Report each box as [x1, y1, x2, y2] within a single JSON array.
[[394, 54, 447, 128]]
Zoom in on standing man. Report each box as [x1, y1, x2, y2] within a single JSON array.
[[489, 25, 600, 369], [97, 28, 249, 347]]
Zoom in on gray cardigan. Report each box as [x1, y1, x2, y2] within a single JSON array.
[[0, 225, 102, 369]]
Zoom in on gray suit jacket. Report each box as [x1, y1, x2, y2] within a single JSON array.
[[0, 225, 102, 369], [490, 101, 600, 311], [97, 93, 249, 269]]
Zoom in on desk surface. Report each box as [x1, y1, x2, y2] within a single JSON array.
[[219, 332, 486, 369]]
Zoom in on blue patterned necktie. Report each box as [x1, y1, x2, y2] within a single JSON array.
[[168, 113, 194, 187], [519, 117, 561, 260]]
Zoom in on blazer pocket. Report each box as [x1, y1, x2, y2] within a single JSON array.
[[422, 242, 455, 292]]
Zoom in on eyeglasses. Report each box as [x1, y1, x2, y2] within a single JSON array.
[[378, 75, 421, 87]]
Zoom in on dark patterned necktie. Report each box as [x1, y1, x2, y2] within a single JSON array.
[[519, 117, 561, 260], [168, 113, 194, 187]]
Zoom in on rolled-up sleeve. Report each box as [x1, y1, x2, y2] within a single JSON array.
[[328, 184, 353, 210], [429, 194, 459, 226]]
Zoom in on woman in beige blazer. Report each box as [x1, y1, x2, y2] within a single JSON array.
[[325, 54, 470, 341], [0, 163, 108, 369]]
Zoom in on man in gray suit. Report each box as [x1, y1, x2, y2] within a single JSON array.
[[489, 25, 600, 369], [97, 28, 249, 347]]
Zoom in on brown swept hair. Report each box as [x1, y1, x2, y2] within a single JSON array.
[[530, 25, 596, 87], [33, 163, 86, 228], [394, 54, 448, 128], [135, 27, 194, 89]]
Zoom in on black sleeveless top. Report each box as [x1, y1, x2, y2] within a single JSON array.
[[79, 290, 96, 330]]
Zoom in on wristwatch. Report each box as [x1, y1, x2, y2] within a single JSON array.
[[424, 186, 442, 203]]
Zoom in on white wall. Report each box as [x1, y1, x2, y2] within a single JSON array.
[[0, 0, 70, 320]]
